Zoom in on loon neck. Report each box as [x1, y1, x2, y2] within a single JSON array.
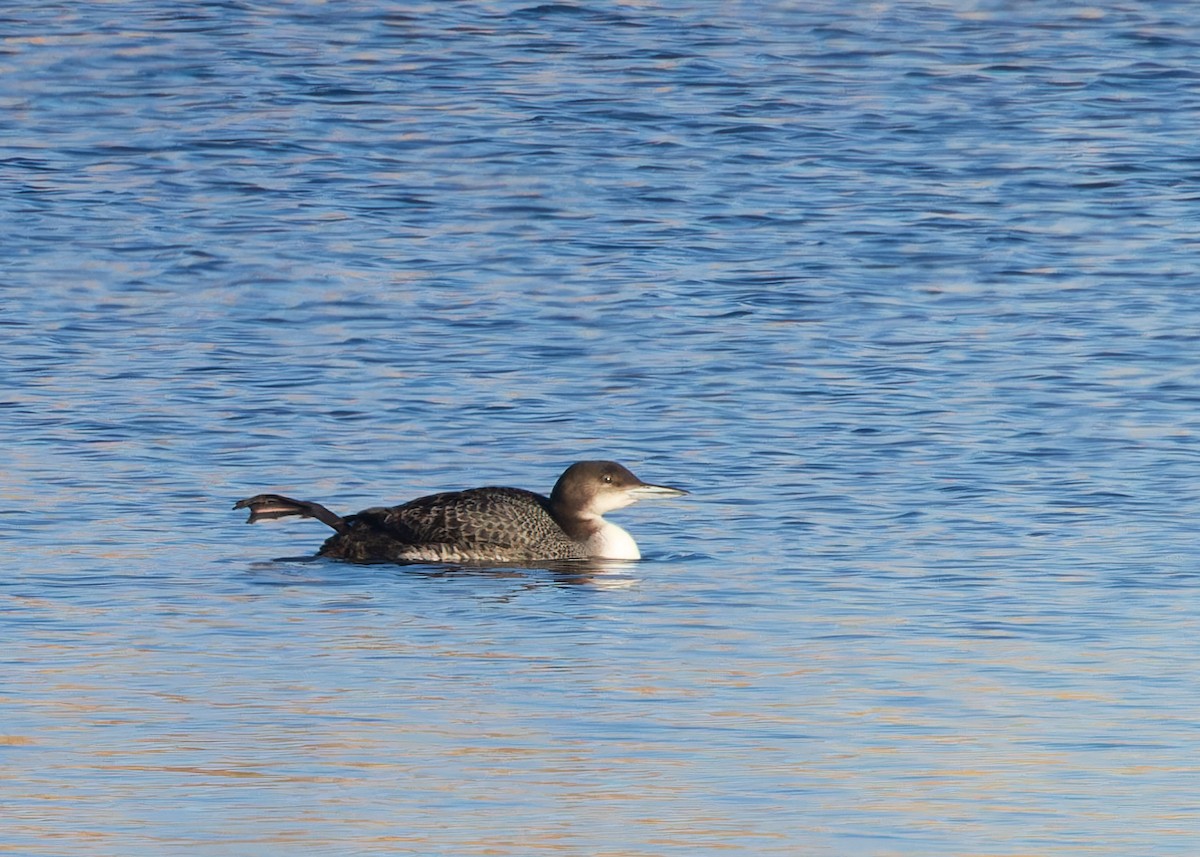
[[584, 519, 641, 561], [553, 504, 641, 560]]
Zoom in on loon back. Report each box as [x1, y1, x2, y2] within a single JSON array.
[[325, 487, 589, 563]]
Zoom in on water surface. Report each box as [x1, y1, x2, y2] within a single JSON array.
[[4, 2, 1200, 855]]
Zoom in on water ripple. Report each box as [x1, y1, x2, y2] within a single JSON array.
[[5, 1, 1200, 855]]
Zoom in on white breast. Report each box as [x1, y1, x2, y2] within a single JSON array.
[[584, 520, 641, 560]]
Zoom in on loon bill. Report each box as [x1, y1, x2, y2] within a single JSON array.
[[234, 460, 688, 563]]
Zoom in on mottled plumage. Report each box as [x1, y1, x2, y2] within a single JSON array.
[[323, 488, 589, 563], [234, 461, 687, 564]]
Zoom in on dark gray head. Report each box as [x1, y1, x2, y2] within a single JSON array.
[[550, 460, 688, 520]]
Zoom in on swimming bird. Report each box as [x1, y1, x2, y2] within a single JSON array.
[[234, 460, 687, 563]]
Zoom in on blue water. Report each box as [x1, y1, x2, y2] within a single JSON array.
[[5, 2, 1200, 854]]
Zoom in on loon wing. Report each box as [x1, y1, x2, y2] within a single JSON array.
[[361, 488, 554, 547]]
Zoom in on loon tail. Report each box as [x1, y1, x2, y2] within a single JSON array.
[[233, 494, 348, 533]]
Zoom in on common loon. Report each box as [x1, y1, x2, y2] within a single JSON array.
[[234, 460, 687, 563]]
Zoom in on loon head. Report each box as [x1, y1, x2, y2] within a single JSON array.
[[550, 461, 688, 560]]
